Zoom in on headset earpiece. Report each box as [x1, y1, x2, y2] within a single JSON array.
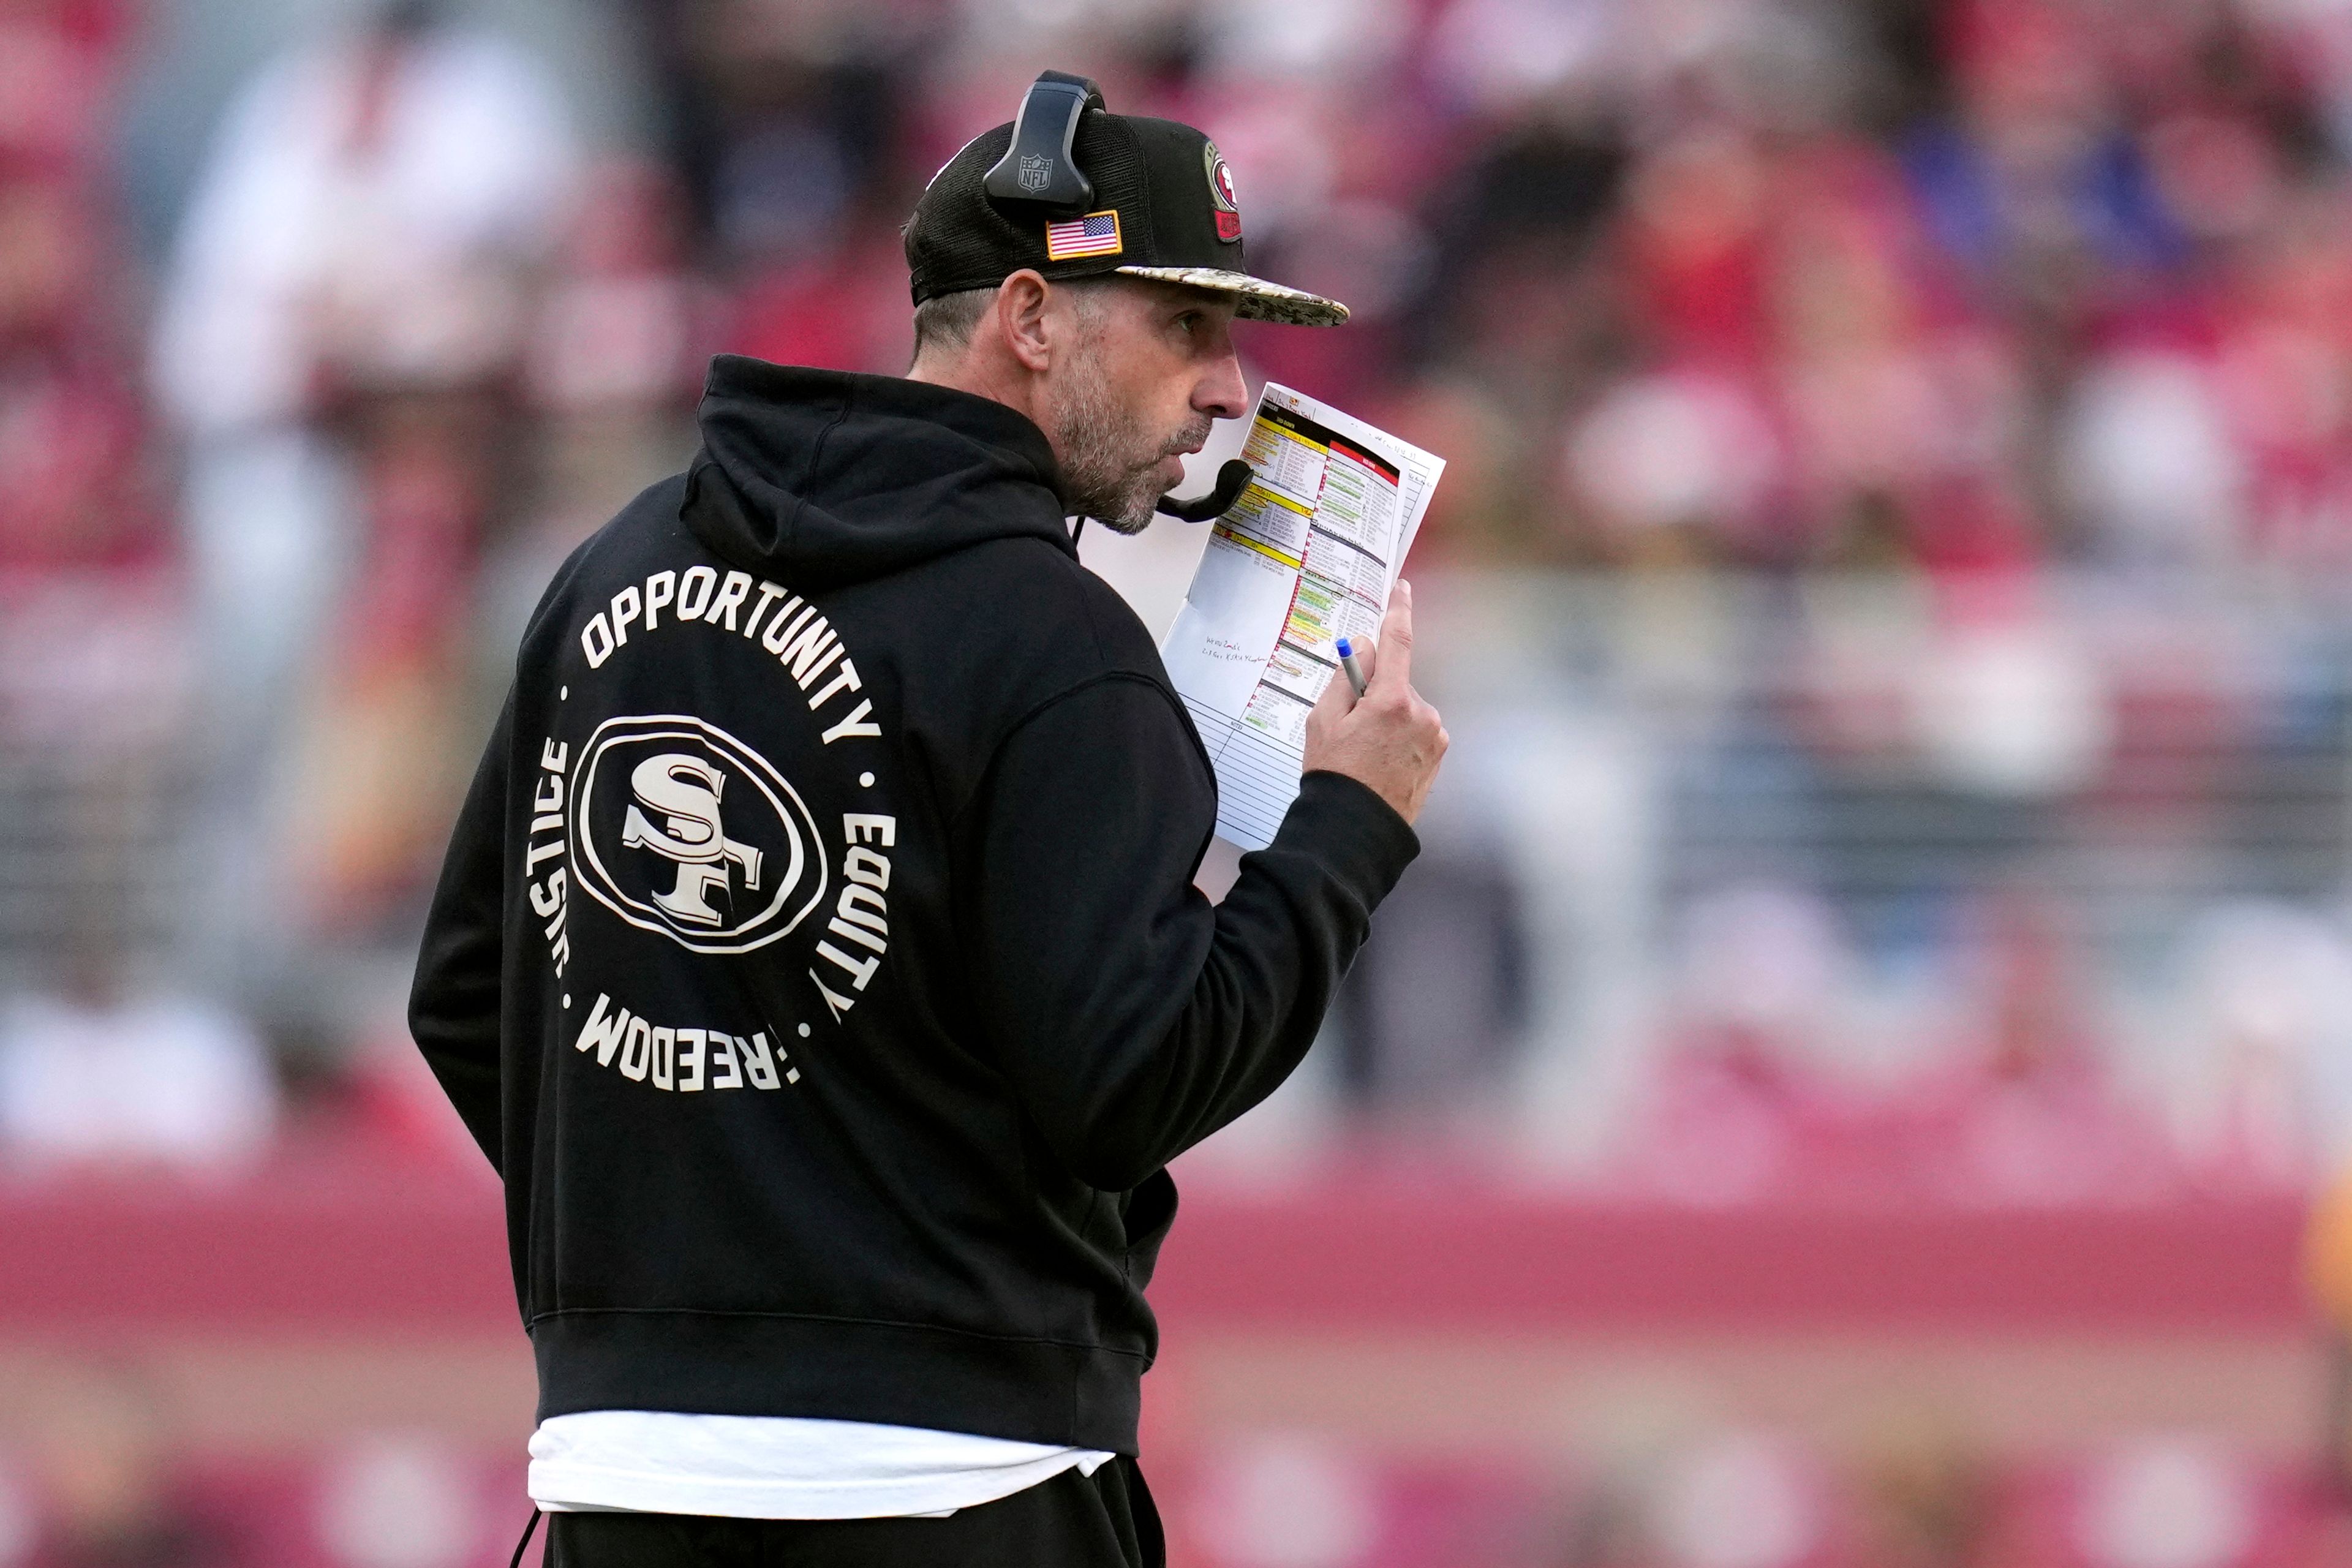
[[983, 70, 1108, 212]]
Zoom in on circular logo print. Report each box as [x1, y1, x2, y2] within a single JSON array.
[[570, 714, 827, 954]]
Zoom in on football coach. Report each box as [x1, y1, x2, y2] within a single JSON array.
[[410, 70, 1447, 1568]]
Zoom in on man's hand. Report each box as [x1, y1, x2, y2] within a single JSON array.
[[1302, 580, 1448, 825]]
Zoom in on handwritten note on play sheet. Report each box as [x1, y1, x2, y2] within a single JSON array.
[[1161, 383, 1444, 851]]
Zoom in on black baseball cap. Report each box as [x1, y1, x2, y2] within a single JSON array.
[[903, 71, 1349, 328]]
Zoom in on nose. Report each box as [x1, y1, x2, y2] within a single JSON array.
[[1196, 347, 1248, 421]]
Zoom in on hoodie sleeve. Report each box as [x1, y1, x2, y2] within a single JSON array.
[[963, 673, 1417, 1192], [409, 695, 514, 1172]]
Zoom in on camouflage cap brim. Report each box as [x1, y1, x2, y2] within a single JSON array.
[[1113, 265, 1349, 326]]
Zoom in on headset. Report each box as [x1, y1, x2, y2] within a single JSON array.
[[983, 69, 1106, 213], [984, 70, 1256, 530]]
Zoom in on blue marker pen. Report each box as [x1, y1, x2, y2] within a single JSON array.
[[1335, 636, 1369, 699]]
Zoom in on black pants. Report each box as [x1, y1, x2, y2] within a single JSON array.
[[543, 1457, 1163, 1568]]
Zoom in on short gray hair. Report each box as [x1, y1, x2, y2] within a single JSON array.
[[910, 277, 1115, 364], [911, 288, 994, 360]]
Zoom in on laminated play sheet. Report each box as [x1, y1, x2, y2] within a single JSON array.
[[1160, 383, 1445, 850]]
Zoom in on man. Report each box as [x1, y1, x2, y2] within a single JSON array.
[[410, 72, 1446, 1568]]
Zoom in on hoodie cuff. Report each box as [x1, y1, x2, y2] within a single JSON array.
[[1258, 771, 1421, 915]]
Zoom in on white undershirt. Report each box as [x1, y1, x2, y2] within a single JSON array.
[[529, 1412, 1115, 1520]]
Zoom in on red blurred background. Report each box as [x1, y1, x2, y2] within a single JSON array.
[[7, 0, 2352, 1562]]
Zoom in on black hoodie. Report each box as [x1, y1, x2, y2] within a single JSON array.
[[410, 358, 1419, 1455]]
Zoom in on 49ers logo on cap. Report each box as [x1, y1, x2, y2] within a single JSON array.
[[1204, 141, 1241, 242]]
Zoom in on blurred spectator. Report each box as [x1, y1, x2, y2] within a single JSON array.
[[1630, 884, 1862, 1202], [153, 2, 576, 445], [1902, 1, 2185, 307], [1329, 835, 1529, 1118], [1907, 585, 2110, 798], [1905, 888, 2174, 1203], [524, 159, 707, 435], [643, 0, 917, 266], [2062, 350, 2246, 565], [0, 175, 152, 576], [0, 2, 130, 177], [152, 1, 579, 959], [1535, 1427, 1833, 1568], [486, 156, 713, 657], [13, 1362, 230, 1567], [1182, 1434, 1380, 1568], [641, 0, 925, 381], [313, 1438, 485, 1568], [0, 0, 155, 597], [2170, 902, 2352, 1189], [1643, 1433, 1825, 1568], [2071, 1438, 2261, 1568], [1846, 1420, 1994, 1568], [0, 938, 276, 1174]]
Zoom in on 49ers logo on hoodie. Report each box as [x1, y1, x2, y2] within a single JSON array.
[[570, 714, 825, 955]]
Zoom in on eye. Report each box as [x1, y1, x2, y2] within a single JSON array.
[[1175, 311, 1202, 336]]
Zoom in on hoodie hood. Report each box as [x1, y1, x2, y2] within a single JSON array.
[[682, 357, 1077, 592]]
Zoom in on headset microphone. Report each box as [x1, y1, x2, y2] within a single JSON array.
[[1076, 459, 1253, 545], [1156, 459, 1253, 522]]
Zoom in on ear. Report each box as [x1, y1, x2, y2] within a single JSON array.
[[996, 270, 1053, 374]]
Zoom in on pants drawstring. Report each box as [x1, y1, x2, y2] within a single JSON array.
[[508, 1507, 543, 1568]]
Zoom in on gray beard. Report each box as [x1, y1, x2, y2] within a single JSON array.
[[1054, 356, 1205, 537]]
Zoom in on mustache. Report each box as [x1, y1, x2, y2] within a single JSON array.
[[1160, 419, 1213, 459]]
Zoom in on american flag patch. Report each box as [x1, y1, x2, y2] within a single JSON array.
[[1045, 209, 1123, 260]]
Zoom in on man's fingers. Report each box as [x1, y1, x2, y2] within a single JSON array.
[[1370, 579, 1413, 692], [1313, 646, 1359, 721]]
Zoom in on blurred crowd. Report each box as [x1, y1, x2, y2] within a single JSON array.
[[1, 1370, 2343, 1568], [0, 0, 2348, 1202], [2, 1395, 2346, 1568], [8, 4, 2352, 1562]]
